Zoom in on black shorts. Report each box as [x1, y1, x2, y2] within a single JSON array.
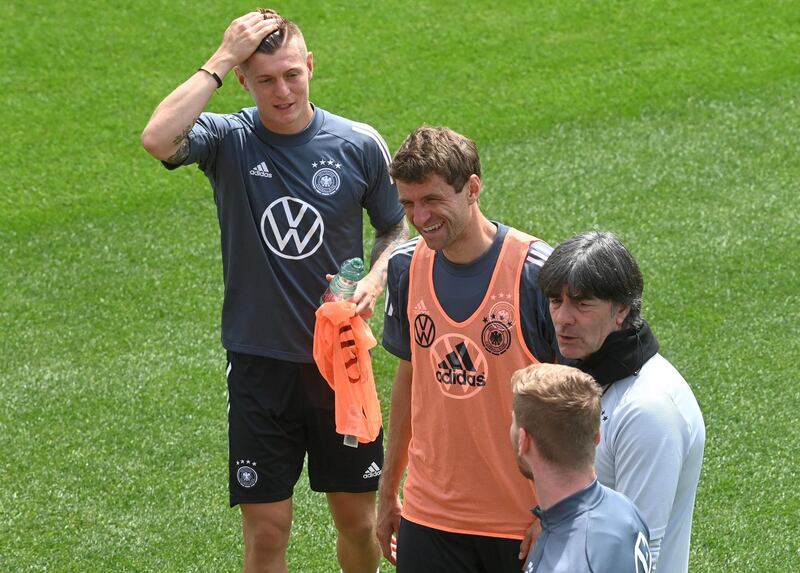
[[396, 518, 523, 573], [226, 351, 383, 506]]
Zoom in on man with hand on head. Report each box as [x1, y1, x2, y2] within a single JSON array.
[[141, 9, 407, 573], [539, 231, 705, 573], [510, 362, 653, 573], [377, 126, 559, 572]]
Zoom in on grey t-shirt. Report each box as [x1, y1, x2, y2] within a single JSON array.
[[166, 106, 403, 361], [524, 479, 653, 573]]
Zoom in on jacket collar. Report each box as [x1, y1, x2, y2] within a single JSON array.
[[532, 479, 603, 529], [573, 321, 659, 387]]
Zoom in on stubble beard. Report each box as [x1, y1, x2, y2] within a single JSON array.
[[516, 454, 534, 481]]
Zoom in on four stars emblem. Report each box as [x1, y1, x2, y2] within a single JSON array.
[[311, 158, 342, 169]]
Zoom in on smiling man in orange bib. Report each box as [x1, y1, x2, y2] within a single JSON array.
[[377, 126, 560, 572]]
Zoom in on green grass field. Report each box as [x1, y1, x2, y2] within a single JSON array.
[[2, 0, 799, 571]]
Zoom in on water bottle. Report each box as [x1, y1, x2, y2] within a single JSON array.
[[320, 257, 365, 304]]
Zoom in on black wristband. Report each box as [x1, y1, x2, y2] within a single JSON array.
[[197, 67, 222, 89]]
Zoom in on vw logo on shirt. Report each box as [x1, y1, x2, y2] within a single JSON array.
[[260, 197, 324, 260]]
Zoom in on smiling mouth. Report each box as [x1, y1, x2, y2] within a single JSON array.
[[422, 222, 443, 233]]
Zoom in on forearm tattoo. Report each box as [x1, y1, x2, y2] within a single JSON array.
[[371, 220, 410, 266], [166, 118, 197, 164]]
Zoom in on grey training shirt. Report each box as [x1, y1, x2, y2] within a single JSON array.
[[524, 479, 653, 573], [166, 106, 404, 361]]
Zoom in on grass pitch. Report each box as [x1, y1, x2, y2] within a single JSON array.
[[2, 1, 798, 571]]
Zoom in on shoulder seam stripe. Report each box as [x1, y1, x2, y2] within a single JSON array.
[[389, 238, 418, 259], [389, 246, 416, 260], [526, 256, 546, 267], [391, 237, 419, 251], [352, 124, 392, 169], [529, 241, 553, 255]]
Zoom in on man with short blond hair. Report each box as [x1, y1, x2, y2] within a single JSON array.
[[142, 8, 407, 573], [511, 363, 602, 472], [510, 362, 652, 572]]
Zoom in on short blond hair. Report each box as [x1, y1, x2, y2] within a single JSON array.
[[256, 8, 304, 54], [511, 363, 601, 471]]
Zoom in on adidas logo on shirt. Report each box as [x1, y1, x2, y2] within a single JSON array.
[[249, 161, 273, 178], [363, 462, 381, 479], [436, 342, 486, 387]]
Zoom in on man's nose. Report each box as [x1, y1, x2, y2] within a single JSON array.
[[412, 206, 429, 229], [554, 304, 575, 326], [275, 78, 290, 97]]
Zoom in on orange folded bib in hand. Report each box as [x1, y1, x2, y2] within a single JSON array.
[[313, 301, 382, 444]]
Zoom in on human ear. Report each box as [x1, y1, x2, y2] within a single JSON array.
[[466, 174, 481, 203], [517, 428, 531, 454], [234, 66, 249, 92], [614, 303, 630, 327]]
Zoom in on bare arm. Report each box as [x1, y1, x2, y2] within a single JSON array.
[[377, 359, 413, 565], [351, 218, 409, 317], [140, 12, 281, 162]]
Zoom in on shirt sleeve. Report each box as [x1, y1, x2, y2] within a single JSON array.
[[357, 125, 404, 232], [587, 510, 653, 573], [161, 112, 237, 173], [381, 250, 412, 360], [611, 394, 690, 569], [519, 241, 560, 363]]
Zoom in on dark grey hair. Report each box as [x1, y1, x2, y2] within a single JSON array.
[[538, 231, 644, 329]]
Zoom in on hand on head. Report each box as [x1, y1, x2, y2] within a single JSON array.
[[219, 10, 283, 66]]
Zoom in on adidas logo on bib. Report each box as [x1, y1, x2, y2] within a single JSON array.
[[250, 161, 273, 178], [436, 342, 486, 387], [362, 462, 381, 479]]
